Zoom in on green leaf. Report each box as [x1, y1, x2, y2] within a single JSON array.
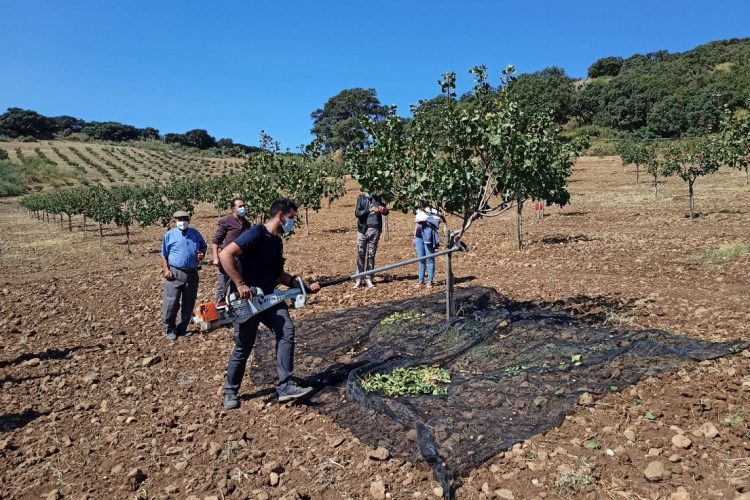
[[584, 440, 600, 450]]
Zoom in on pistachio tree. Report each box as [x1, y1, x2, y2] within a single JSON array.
[[719, 113, 750, 184], [662, 139, 721, 219], [644, 151, 664, 199], [616, 139, 654, 184]]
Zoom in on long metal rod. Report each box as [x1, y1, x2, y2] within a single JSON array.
[[320, 242, 468, 287]]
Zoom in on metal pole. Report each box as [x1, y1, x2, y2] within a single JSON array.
[[320, 242, 468, 287]]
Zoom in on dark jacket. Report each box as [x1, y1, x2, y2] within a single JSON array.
[[355, 194, 387, 234]]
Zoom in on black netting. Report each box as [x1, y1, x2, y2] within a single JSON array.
[[248, 286, 745, 497]]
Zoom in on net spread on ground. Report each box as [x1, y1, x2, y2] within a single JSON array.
[[248, 286, 744, 495]]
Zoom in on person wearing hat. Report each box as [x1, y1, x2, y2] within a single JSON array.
[[160, 210, 207, 341]]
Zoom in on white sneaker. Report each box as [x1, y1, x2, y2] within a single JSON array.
[[353, 279, 362, 289], [365, 278, 375, 288]]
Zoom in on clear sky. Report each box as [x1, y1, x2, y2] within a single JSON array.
[[2, 1, 748, 149]]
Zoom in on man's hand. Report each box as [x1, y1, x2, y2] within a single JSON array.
[[197, 251, 205, 261], [163, 269, 174, 280], [237, 283, 253, 300], [309, 282, 321, 294]]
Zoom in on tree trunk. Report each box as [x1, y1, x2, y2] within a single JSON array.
[[305, 207, 310, 236], [125, 225, 132, 253], [99, 223, 104, 246], [444, 223, 454, 322], [745, 165, 749, 185], [636, 164, 640, 184], [653, 177, 658, 199], [516, 200, 524, 251], [60, 214, 63, 229], [688, 181, 695, 220], [67, 214, 72, 232], [82, 215, 87, 232]]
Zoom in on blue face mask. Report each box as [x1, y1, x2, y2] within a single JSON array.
[[282, 216, 295, 234], [236, 207, 247, 217]]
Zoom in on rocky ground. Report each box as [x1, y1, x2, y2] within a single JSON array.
[[0, 157, 749, 499]]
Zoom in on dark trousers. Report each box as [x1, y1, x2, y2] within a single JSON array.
[[223, 304, 295, 395], [215, 267, 231, 303], [162, 266, 199, 335]]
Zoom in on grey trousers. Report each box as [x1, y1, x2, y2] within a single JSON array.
[[223, 304, 295, 395], [356, 228, 381, 274], [215, 267, 231, 303], [162, 266, 199, 335]]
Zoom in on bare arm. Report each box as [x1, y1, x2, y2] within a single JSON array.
[[279, 270, 320, 293], [219, 242, 252, 299], [160, 255, 173, 279], [211, 243, 220, 265]]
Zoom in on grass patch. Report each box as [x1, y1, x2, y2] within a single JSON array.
[[0, 157, 70, 197], [361, 366, 450, 397], [723, 409, 745, 428], [702, 243, 750, 261], [555, 458, 595, 494]]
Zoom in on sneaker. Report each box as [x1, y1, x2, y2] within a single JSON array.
[[426, 282, 434, 289], [277, 381, 313, 402], [365, 278, 375, 288], [414, 281, 424, 288], [353, 279, 362, 289], [223, 393, 240, 410], [165, 332, 177, 342]]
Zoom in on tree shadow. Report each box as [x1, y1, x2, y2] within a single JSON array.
[[0, 408, 52, 433], [541, 234, 596, 245], [323, 227, 350, 234], [558, 211, 587, 217], [0, 373, 51, 389], [0, 344, 105, 369]]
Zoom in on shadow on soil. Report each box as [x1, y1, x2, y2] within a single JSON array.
[[0, 408, 52, 433], [0, 344, 104, 369], [541, 234, 597, 245]]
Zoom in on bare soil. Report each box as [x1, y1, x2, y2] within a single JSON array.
[[1, 156, 748, 499]]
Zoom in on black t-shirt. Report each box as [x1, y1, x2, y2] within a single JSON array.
[[233, 224, 283, 294]]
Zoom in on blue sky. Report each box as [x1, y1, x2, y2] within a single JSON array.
[[2, 1, 748, 148]]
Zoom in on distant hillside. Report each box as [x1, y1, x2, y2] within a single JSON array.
[[0, 140, 244, 196], [0, 108, 261, 156], [481, 38, 750, 139]]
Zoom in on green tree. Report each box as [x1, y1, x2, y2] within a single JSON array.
[[644, 154, 665, 199], [182, 129, 217, 149], [507, 67, 575, 124], [616, 139, 655, 183], [285, 141, 346, 234], [493, 103, 589, 250], [0, 108, 57, 139], [311, 88, 390, 152], [719, 113, 750, 184], [662, 140, 721, 219], [587, 56, 624, 78]]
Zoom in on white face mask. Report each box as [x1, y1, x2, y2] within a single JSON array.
[[176, 220, 189, 231]]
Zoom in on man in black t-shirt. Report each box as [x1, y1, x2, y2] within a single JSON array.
[[218, 198, 320, 410]]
